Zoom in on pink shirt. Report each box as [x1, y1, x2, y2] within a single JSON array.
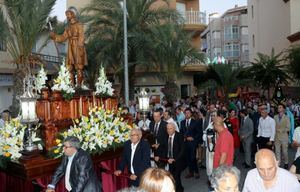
[[213, 128, 234, 168]]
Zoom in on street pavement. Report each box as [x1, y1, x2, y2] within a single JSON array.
[[181, 147, 297, 192]]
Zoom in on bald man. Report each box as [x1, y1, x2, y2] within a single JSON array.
[[213, 116, 234, 168], [243, 149, 300, 192]]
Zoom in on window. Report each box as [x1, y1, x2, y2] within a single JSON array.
[[176, 3, 186, 12], [0, 40, 6, 52], [241, 27, 248, 35], [242, 44, 249, 53], [251, 5, 254, 19], [224, 43, 240, 57], [213, 31, 221, 39], [224, 25, 239, 40], [252, 34, 255, 48]]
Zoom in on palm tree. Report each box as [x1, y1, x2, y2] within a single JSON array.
[[81, 0, 181, 99], [149, 24, 205, 102], [286, 45, 300, 82], [201, 63, 250, 103], [0, 0, 56, 115], [247, 48, 290, 99]]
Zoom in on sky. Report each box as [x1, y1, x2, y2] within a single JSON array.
[[51, 0, 248, 21]]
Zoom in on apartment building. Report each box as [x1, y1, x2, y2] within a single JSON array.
[[201, 5, 249, 67], [248, 0, 300, 62], [67, 0, 207, 99]]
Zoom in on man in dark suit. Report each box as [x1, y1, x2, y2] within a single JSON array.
[[114, 128, 151, 187], [149, 109, 168, 167], [180, 108, 202, 179], [239, 109, 254, 168], [46, 136, 101, 192], [155, 122, 186, 192]]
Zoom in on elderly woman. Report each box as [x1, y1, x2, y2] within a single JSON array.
[[210, 165, 240, 192]]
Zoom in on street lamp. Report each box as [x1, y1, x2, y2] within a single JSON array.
[[19, 75, 39, 151], [138, 89, 150, 130], [208, 12, 219, 64]]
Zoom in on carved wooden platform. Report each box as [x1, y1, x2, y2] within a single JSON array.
[[36, 89, 118, 150]]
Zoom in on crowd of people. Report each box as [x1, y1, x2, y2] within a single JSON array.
[[115, 96, 300, 191], [2, 95, 300, 191]]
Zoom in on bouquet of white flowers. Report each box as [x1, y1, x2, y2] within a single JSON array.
[[95, 66, 114, 96], [51, 106, 132, 158], [52, 60, 75, 99], [0, 118, 41, 168], [35, 66, 47, 93]]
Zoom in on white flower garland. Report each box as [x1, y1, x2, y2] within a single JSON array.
[[35, 66, 47, 93], [95, 67, 114, 96], [52, 61, 75, 94]]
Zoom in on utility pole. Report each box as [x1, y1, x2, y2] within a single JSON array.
[[123, 0, 129, 106]]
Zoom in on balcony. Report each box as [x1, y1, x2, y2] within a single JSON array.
[[31, 53, 64, 74], [178, 11, 207, 33]]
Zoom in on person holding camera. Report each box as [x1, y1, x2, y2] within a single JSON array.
[[203, 111, 217, 176]]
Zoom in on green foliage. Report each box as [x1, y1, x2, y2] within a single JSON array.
[[286, 45, 300, 80], [200, 63, 251, 101], [0, 0, 56, 66], [81, 0, 198, 98], [149, 24, 205, 82], [247, 48, 290, 92]]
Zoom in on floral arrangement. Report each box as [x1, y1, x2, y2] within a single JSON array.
[[35, 66, 48, 93], [52, 106, 132, 158], [52, 60, 75, 100], [95, 66, 114, 96], [0, 118, 41, 168]]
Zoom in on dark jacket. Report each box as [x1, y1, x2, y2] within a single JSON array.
[[159, 132, 186, 171], [50, 148, 101, 192], [180, 119, 202, 144], [118, 139, 151, 177], [149, 120, 168, 155]]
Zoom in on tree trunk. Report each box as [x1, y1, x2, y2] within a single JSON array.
[[11, 67, 27, 117]]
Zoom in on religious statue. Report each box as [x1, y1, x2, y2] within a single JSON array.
[[50, 7, 87, 87]]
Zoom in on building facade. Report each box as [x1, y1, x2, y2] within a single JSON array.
[[201, 5, 249, 67], [248, 0, 300, 62]]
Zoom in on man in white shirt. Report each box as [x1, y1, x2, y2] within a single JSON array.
[[257, 107, 276, 149], [292, 125, 300, 159], [115, 128, 151, 186], [163, 110, 179, 132], [243, 149, 300, 192]]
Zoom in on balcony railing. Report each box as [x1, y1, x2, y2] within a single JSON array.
[[178, 11, 206, 25], [31, 53, 64, 71]]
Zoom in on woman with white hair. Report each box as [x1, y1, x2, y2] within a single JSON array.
[[210, 165, 240, 192]]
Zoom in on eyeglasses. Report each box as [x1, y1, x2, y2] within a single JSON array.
[[63, 145, 73, 149], [130, 134, 139, 137]]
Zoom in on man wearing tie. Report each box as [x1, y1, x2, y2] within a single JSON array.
[[239, 109, 254, 168], [46, 136, 101, 192], [115, 128, 151, 186], [180, 108, 202, 179], [155, 122, 186, 192], [149, 109, 168, 167]]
